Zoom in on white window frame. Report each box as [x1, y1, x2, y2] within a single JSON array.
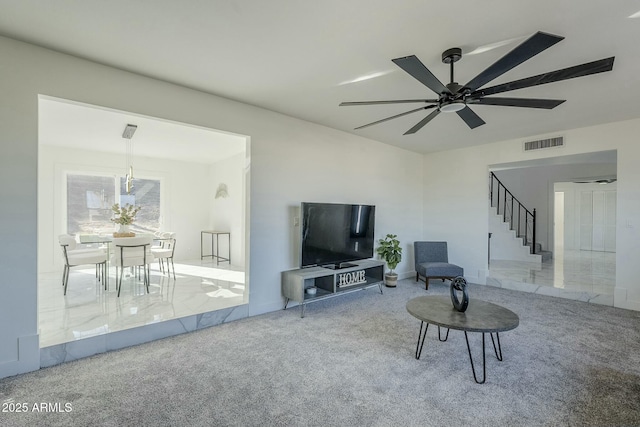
[[58, 165, 165, 236]]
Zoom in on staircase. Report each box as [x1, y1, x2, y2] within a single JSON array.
[[489, 172, 552, 263], [489, 205, 552, 263], [527, 242, 552, 262], [489, 206, 541, 262]]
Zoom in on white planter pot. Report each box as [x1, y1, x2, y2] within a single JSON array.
[[384, 272, 398, 287]]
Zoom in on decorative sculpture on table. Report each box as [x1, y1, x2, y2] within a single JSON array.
[[450, 276, 469, 312], [111, 203, 141, 237]]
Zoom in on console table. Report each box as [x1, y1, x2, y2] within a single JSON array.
[[406, 295, 519, 384], [282, 259, 384, 317], [200, 231, 230, 265]]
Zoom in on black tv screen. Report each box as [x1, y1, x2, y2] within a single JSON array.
[[300, 202, 375, 268]]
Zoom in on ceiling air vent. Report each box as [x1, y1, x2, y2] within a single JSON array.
[[524, 136, 564, 151]]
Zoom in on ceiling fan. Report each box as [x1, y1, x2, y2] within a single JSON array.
[[340, 31, 615, 134], [574, 178, 617, 184]]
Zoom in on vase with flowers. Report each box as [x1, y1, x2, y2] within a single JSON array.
[[111, 203, 141, 236]]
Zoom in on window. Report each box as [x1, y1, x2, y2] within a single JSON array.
[[118, 176, 161, 232], [66, 173, 161, 235]]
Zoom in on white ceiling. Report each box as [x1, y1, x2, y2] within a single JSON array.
[[3, 0, 640, 154], [39, 97, 246, 164]]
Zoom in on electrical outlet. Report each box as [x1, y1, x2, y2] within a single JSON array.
[[293, 216, 299, 227]]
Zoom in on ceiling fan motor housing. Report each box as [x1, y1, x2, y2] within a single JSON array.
[[440, 48, 467, 111], [442, 47, 462, 64], [445, 82, 464, 93]]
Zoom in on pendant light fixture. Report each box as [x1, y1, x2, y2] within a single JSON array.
[[122, 124, 137, 194]]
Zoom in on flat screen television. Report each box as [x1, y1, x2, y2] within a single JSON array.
[[300, 202, 376, 269]]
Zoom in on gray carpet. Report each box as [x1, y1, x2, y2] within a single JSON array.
[[1, 279, 640, 427]]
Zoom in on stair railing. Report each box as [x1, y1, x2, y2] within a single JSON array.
[[489, 172, 536, 254]]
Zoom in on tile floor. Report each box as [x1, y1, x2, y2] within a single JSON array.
[[487, 249, 616, 306], [38, 259, 247, 347]]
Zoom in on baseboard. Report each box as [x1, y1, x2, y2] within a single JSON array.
[[614, 288, 640, 311], [249, 299, 287, 316], [0, 334, 40, 379], [398, 271, 415, 280]]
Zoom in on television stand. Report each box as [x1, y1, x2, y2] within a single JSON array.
[[322, 262, 357, 270], [282, 259, 384, 317]]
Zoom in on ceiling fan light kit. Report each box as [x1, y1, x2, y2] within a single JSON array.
[[439, 100, 466, 113], [340, 31, 615, 134]]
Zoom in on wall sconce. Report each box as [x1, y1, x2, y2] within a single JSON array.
[[215, 183, 229, 199]]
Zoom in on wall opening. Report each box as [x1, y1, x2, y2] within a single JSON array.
[[38, 95, 250, 349]]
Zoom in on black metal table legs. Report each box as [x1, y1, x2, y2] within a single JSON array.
[[463, 331, 503, 384], [415, 321, 429, 359], [490, 332, 503, 361], [416, 323, 451, 359], [463, 332, 486, 384], [438, 326, 450, 342], [414, 322, 505, 384]]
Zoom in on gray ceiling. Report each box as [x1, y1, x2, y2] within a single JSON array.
[[2, 0, 640, 154]]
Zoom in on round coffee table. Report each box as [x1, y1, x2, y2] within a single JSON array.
[[406, 295, 519, 384]]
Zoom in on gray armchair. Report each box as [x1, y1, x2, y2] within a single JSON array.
[[414, 241, 464, 290]]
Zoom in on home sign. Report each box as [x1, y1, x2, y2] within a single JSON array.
[[337, 270, 366, 288]]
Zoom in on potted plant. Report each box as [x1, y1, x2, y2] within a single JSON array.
[[376, 234, 402, 287], [111, 203, 141, 236]]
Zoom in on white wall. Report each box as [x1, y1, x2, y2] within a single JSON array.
[[248, 120, 424, 314], [0, 36, 424, 378], [38, 144, 221, 272], [493, 162, 617, 251], [209, 152, 246, 267], [423, 120, 640, 311]]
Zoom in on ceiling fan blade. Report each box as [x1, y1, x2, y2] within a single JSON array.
[[392, 55, 450, 94], [404, 109, 441, 135], [354, 105, 436, 130], [456, 106, 485, 129], [471, 57, 615, 97], [468, 97, 566, 109], [464, 31, 564, 91], [340, 99, 438, 106]]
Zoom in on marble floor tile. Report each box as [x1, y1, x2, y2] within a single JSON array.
[[38, 259, 246, 347], [488, 249, 615, 306]]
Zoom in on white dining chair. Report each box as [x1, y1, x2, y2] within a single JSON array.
[[58, 234, 108, 295], [151, 232, 176, 280], [112, 235, 155, 297]]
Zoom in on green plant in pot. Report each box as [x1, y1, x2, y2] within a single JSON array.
[[376, 234, 402, 287]]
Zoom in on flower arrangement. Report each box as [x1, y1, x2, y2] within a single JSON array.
[[110, 203, 141, 226]]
